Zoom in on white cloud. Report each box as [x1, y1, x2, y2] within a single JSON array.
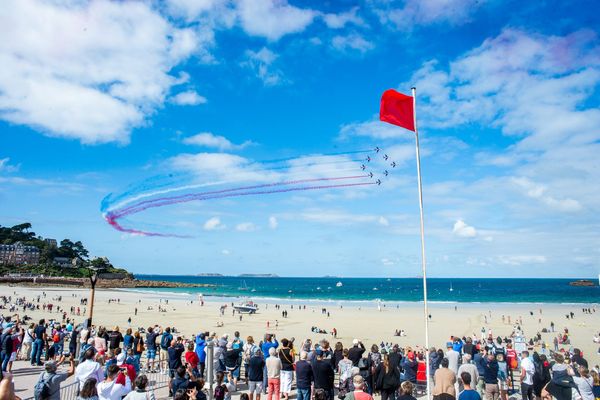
[[269, 216, 278, 229], [0, 0, 209, 144], [373, 0, 484, 30], [452, 219, 477, 238], [404, 28, 600, 214], [182, 132, 253, 151], [301, 210, 389, 225], [242, 47, 286, 86], [170, 91, 207, 106], [236, 222, 257, 232], [203, 216, 225, 231], [496, 255, 547, 266], [378, 216, 389, 226], [165, 0, 224, 21], [221, 249, 231, 255], [331, 33, 374, 53], [236, 0, 317, 41], [323, 7, 365, 29], [511, 177, 582, 212], [381, 258, 396, 266], [0, 158, 19, 173], [339, 119, 413, 140]]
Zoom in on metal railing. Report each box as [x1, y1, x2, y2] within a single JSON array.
[[21, 381, 80, 400]]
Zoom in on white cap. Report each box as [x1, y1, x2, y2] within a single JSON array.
[[353, 339, 359, 345], [116, 353, 126, 365]]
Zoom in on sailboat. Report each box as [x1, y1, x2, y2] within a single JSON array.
[[449, 282, 454, 292], [598, 273, 600, 286], [238, 280, 249, 291]]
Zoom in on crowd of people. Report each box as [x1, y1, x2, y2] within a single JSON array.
[[0, 293, 599, 400]]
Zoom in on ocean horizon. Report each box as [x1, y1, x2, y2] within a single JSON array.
[[133, 275, 600, 304]]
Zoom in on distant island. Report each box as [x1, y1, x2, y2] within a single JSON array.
[[569, 280, 595, 287], [194, 273, 279, 278]]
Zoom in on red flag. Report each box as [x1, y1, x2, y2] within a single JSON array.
[[379, 89, 415, 132]]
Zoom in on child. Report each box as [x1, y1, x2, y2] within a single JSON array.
[[214, 372, 227, 400]]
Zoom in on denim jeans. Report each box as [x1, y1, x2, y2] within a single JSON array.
[[31, 339, 44, 365], [1, 351, 9, 371], [297, 388, 310, 400]]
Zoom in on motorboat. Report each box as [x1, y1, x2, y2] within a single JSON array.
[[233, 300, 259, 314]]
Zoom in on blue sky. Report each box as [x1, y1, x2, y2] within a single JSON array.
[[1, 0, 599, 277]]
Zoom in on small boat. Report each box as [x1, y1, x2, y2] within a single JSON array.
[[450, 283, 454, 292], [233, 301, 259, 314], [238, 280, 250, 291], [373, 287, 378, 291], [336, 281, 343, 287], [316, 287, 321, 290]]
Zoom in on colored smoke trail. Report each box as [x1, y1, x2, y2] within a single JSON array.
[[111, 175, 369, 219], [101, 148, 394, 237], [104, 180, 375, 237]]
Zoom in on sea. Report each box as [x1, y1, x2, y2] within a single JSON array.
[[132, 275, 600, 305]]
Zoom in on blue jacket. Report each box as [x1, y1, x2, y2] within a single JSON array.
[[401, 359, 418, 383], [195, 337, 207, 363], [261, 339, 279, 360]]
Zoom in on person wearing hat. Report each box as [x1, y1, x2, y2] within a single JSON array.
[[117, 351, 136, 383], [401, 351, 418, 383], [446, 342, 460, 376], [195, 332, 208, 378], [35, 358, 75, 400]]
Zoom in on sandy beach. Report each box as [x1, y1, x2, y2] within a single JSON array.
[[2, 284, 598, 363]]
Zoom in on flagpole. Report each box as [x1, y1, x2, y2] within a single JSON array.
[[411, 86, 431, 399]]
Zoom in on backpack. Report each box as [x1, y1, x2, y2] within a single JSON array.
[[214, 384, 226, 400], [33, 373, 53, 400], [53, 333, 60, 343]]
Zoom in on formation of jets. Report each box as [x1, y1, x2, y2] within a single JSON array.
[[363, 147, 396, 185]]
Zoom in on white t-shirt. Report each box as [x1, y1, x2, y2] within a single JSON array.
[[23, 328, 34, 344], [75, 360, 104, 390], [520, 357, 535, 385], [97, 377, 132, 400]]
